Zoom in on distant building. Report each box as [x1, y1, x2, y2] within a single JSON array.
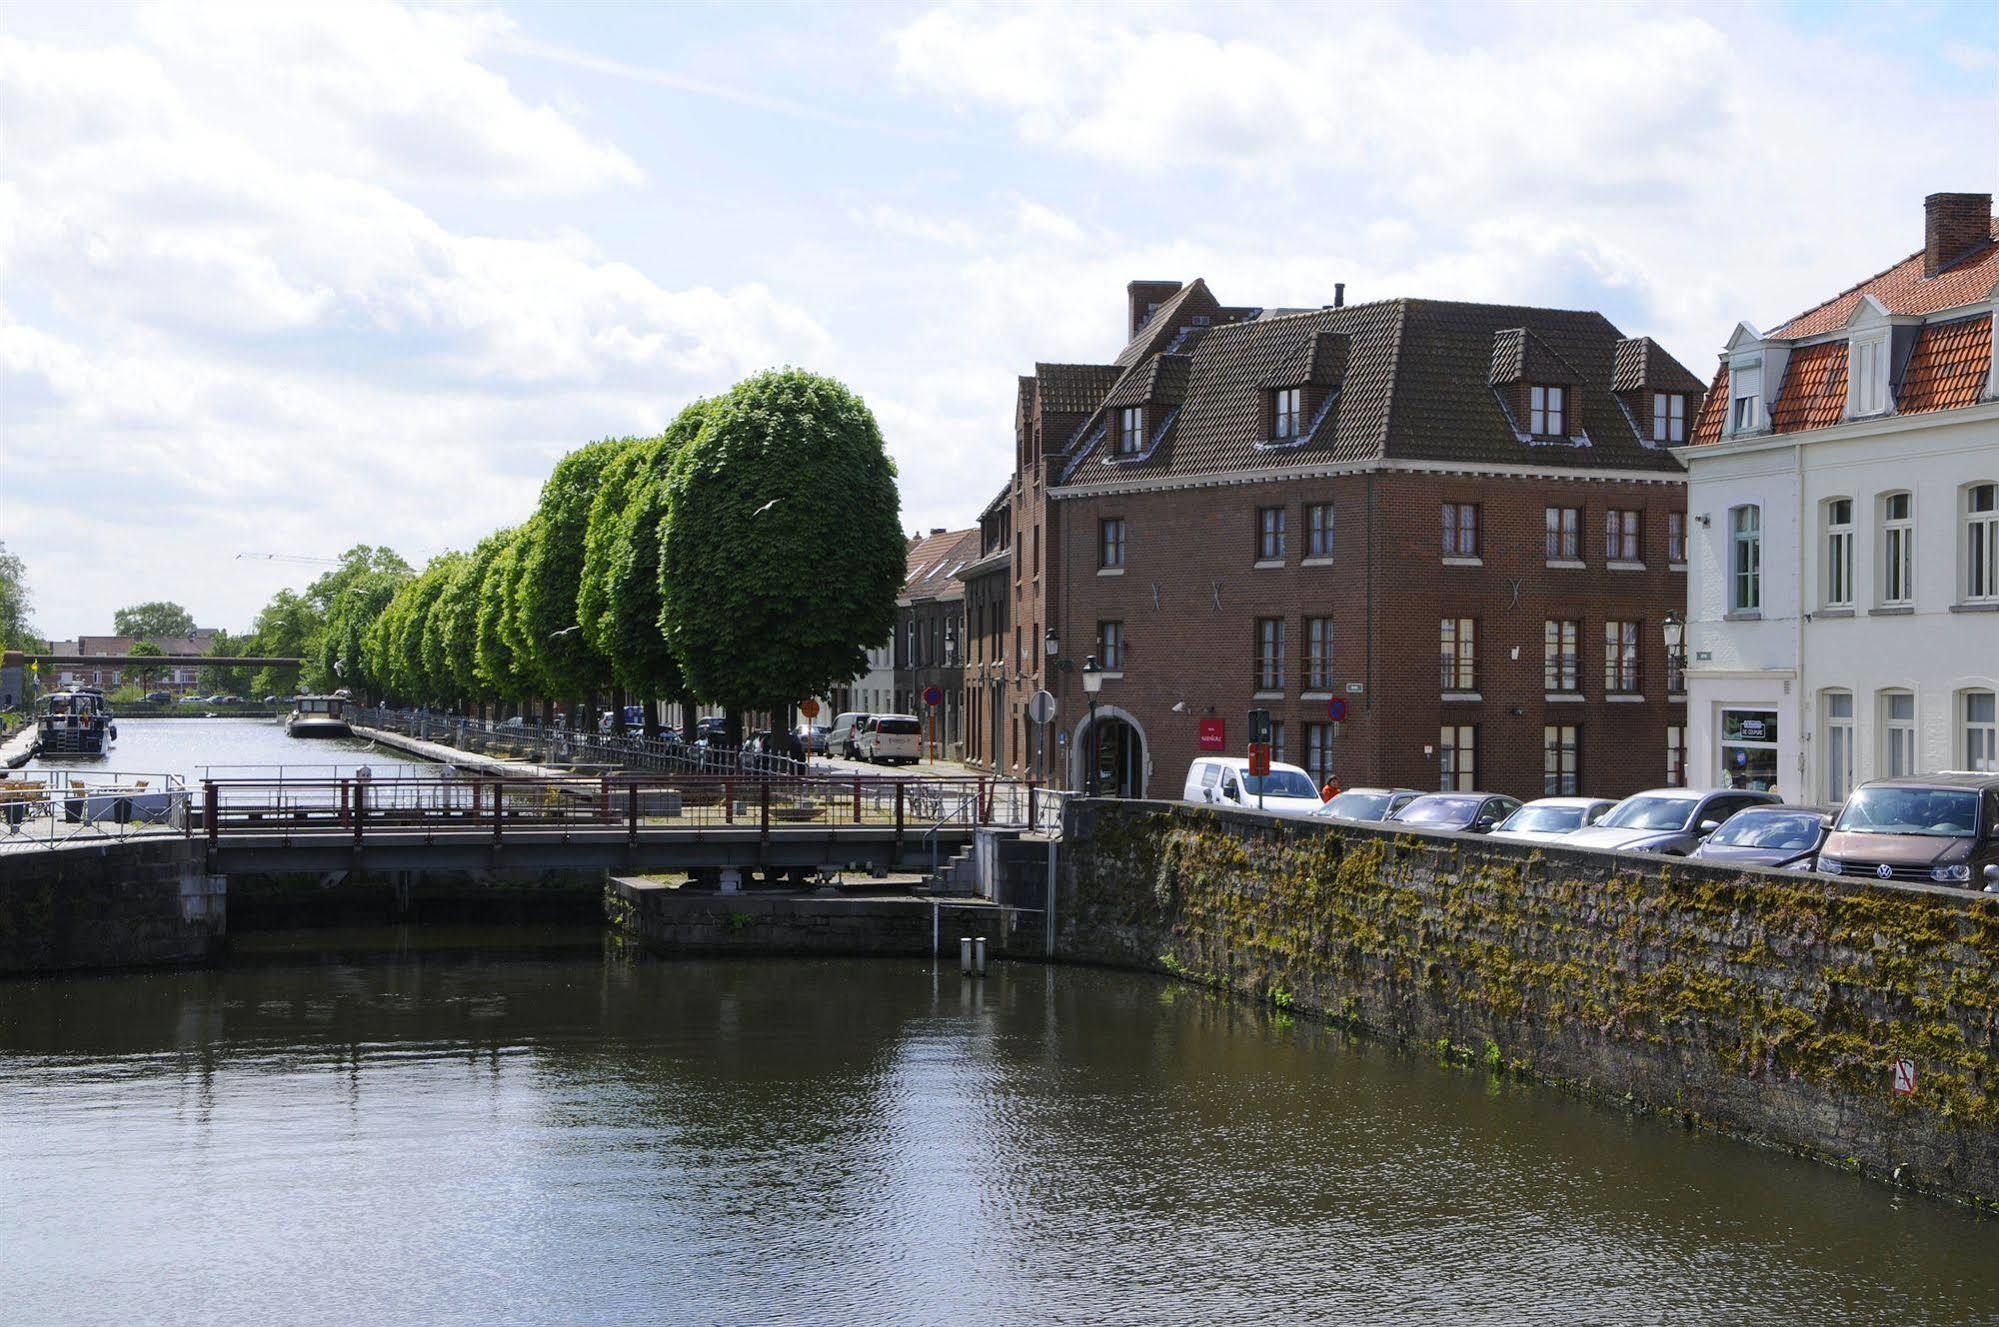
[[896, 526, 978, 758], [1681, 192, 1999, 800], [46, 631, 220, 693]]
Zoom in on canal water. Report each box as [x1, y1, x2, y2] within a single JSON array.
[[2, 935, 1993, 1326], [22, 715, 438, 785]]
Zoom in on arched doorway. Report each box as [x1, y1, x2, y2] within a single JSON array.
[[1072, 707, 1149, 798]]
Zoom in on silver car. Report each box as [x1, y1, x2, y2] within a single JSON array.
[[1313, 787, 1424, 824], [1563, 788, 1782, 857], [1488, 796, 1616, 844]]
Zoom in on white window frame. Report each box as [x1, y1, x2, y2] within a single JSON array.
[[1879, 689, 1916, 779], [1823, 497, 1854, 609], [1729, 361, 1762, 434], [1847, 334, 1889, 418], [1879, 491, 1914, 607], [1964, 482, 1999, 604], [1730, 504, 1761, 612], [1529, 385, 1566, 436], [1822, 690, 1855, 803], [1962, 689, 1998, 773]]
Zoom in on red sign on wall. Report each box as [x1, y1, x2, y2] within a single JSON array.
[[1197, 717, 1226, 751]]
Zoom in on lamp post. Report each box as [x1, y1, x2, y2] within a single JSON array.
[[1662, 610, 1687, 684], [1081, 653, 1103, 796]]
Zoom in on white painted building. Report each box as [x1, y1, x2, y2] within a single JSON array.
[[1680, 193, 1999, 804]]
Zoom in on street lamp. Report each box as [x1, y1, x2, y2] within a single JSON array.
[[1662, 611, 1687, 686], [1081, 653, 1103, 796], [1044, 627, 1059, 658]]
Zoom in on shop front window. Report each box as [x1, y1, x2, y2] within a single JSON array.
[[1719, 708, 1780, 793]]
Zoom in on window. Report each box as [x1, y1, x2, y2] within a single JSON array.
[[1604, 620, 1640, 693], [1881, 492, 1913, 606], [1730, 505, 1761, 612], [1823, 498, 1854, 608], [1543, 725, 1579, 795], [1439, 725, 1476, 792], [1529, 384, 1566, 436], [1544, 619, 1579, 692], [1605, 509, 1641, 562], [1097, 621, 1124, 671], [1099, 517, 1126, 570], [1545, 506, 1580, 560], [1666, 724, 1687, 787], [1440, 618, 1477, 691], [1269, 720, 1287, 767], [1306, 503, 1335, 558], [1880, 690, 1916, 779], [1668, 511, 1687, 564], [1730, 362, 1762, 433], [1442, 503, 1480, 558], [1823, 691, 1855, 802], [1305, 722, 1336, 786], [1966, 483, 1999, 602], [1257, 507, 1287, 561], [1850, 337, 1886, 416], [1272, 387, 1303, 440], [1255, 618, 1286, 691], [1117, 406, 1144, 456], [1304, 617, 1334, 690], [1965, 690, 1998, 772], [1651, 393, 1686, 443]]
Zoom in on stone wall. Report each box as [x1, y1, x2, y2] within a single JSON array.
[[0, 839, 223, 974], [607, 878, 1022, 957], [1058, 800, 1999, 1207], [228, 867, 603, 929]]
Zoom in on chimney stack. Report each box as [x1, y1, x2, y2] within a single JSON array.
[[1334, 282, 1345, 308], [1924, 192, 1991, 278], [1126, 280, 1182, 337]]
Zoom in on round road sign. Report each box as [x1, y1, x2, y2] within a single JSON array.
[[799, 698, 820, 719], [1028, 689, 1057, 724], [1326, 697, 1347, 721], [922, 685, 944, 707]]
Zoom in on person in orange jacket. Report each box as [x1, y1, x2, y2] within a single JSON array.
[[1320, 774, 1343, 802]]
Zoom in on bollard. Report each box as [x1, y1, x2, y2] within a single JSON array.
[[973, 935, 987, 975], [959, 936, 973, 975]]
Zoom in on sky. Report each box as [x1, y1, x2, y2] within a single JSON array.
[[2, 0, 1994, 641]]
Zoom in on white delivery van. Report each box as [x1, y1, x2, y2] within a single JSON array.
[[1182, 756, 1326, 819], [860, 714, 923, 765], [829, 712, 870, 758]]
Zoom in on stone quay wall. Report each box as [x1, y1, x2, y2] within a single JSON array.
[[0, 838, 223, 974], [1057, 800, 1999, 1207], [606, 878, 1021, 958]]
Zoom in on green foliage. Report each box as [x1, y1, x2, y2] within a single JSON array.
[[659, 369, 902, 716], [594, 401, 711, 701], [440, 530, 511, 701], [126, 639, 165, 689], [199, 629, 257, 696], [318, 563, 411, 698], [0, 541, 34, 650], [475, 528, 527, 699], [113, 601, 195, 637], [247, 589, 317, 697], [365, 552, 464, 703], [304, 545, 411, 613], [515, 437, 631, 699]]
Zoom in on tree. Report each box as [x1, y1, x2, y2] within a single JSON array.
[[659, 369, 903, 735], [198, 629, 257, 696], [304, 545, 411, 613], [369, 553, 462, 704], [438, 530, 512, 709], [247, 589, 317, 698], [127, 640, 166, 690], [514, 438, 631, 706], [114, 601, 195, 638], [318, 565, 410, 699], [475, 528, 528, 705], [0, 541, 33, 651]]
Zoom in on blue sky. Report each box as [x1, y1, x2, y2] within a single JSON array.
[[2, 0, 1994, 639]]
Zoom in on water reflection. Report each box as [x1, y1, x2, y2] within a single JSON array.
[[1, 935, 1992, 1326]]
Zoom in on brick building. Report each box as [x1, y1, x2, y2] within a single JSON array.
[[896, 526, 978, 757], [45, 631, 220, 694], [974, 279, 1702, 801]]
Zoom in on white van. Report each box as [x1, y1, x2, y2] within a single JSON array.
[[860, 714, 922, 765], [829, 712, 870, 758], [1183, 756, 1326, 819]]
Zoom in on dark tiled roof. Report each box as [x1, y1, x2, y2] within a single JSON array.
[[1771, 215, 1999, 337], [1689, 365, 1730, 446], [1899, 314, 1992, 415], [1103, 353, 1191, 409], [1113, 279, 1224, 368], [902, 528, 981, 602], [1034, 363, 1124, 415], [1611, 336, 1707, 394], [1769, 341, 1847, 434], [1059, 298, 1689, 480], [1488, 326, 1580, 386]]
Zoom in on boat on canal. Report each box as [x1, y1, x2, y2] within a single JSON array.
[[32, 688, 117, 759], [285, 694, 352, 739]]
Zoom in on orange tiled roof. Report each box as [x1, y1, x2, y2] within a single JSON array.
[[1770, 217, 1999, 338], [1769, 342, 1848, 434], [1898, 313, 1992, 415], [1688, 365, 1729, 446]]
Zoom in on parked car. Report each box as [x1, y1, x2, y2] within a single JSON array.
[[859, 714, 922, 765], [1386, 792, 1522, 834], [1686, 804, 1832, 871], [143, 691, 172, 705], [1563, 788, 1782, 857], [177, 695, 206, 706], [1183, 757, 1326, 819], [796, 723, 830, 755], [1488, 796, 1616, 844], [1312, 787, 1423, 824], [262, 694, 282, 704], [829, 712, 870, 758], [1817, 773, 1999, 887]]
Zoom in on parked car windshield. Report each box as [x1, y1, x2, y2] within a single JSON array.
[[1395, 795, 1479, 826], [1498, 805, 1586, 833], [1319, 791, 1394, 820], [1598, 795, 1696, 831], [1710, 811, 1824, 849], [1835, 787, 1979, 838], [1242, 769, 1318, 798]]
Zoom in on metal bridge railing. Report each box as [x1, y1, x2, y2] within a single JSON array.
[[352, 709, 814, 780], [0, 771, 191, 855]]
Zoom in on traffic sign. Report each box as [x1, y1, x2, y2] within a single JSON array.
[[1247, 743, 1271, 777], [1029, 689, 1057, 724], [1247, 707, 1272, 744], [922, 685, 943, 707], [1893, 1059, 1917, 1096], [1326, 697, 1347, 721], [799, 698, 820, 719]]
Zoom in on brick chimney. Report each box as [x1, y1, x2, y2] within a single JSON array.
[[1923, 192, 1991, 278], [1126, 280, 1181, 337]]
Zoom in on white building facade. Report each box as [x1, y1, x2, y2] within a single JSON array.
[[1682, 194, 1999, 804]]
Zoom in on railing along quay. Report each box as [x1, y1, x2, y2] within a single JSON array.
[[0, 771, 191, 855], [355, 708, 812, 779]]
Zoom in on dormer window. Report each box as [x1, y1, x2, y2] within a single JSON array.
[[1272, 387, 1302, 440], [1651, 392, 1686, 443], [1529, 385, 1566, 436], [1116, 406, 1144, 456], [1848, 334, 1889, 417], [1730, 362, 1762, 433]]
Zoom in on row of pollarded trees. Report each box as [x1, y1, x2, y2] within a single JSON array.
[[352, 369, 907, 739]]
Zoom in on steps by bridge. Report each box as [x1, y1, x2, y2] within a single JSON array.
[[924, 844, 980, 896]]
